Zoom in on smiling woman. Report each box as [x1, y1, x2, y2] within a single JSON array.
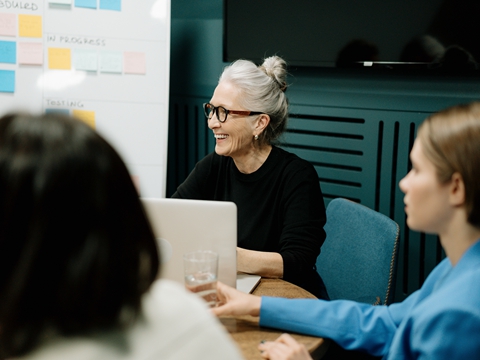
[[172, 56, 329, 300]]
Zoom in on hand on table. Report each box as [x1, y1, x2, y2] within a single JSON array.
[[211, 281, 261, 317], [258, 333, 313, 360]]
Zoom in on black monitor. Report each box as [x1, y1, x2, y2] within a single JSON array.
[[223, 0, 479, 74]]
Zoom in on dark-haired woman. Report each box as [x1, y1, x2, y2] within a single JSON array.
[[0, 112, 243, 359]]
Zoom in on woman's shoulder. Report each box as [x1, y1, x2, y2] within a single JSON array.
[[271, 146, 316, 173], [405, 272, 480, 358], [412, 258, 480, 320]]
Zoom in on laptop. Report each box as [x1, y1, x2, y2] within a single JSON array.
[[141, 198, 260, 293]]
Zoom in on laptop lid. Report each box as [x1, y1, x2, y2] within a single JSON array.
[[141, 198, 237, 288]]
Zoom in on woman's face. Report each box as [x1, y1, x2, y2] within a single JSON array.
[[208, 81, 258, 159], [399, 140, 453, 235]]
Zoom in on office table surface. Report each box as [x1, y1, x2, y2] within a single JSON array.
[[219, 278, 329, 360]]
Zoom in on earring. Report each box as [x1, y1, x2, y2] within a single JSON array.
[[254, 134, 259, 140]]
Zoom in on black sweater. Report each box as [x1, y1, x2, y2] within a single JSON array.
[[173, 146, 329, 299]]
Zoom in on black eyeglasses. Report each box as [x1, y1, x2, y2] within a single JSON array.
[[203, 103, 263, 123]]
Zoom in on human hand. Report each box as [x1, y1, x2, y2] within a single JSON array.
[[210, 281, 261, 317], [258, 333, 313, 360]]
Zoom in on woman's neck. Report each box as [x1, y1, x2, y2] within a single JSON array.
[[440, 213, 480, 266], [233, 145, 272, 174]]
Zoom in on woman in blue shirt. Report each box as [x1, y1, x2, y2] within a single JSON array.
[[212, 101, 480, 360]]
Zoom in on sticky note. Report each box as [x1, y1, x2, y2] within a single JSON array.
[[0, 41, 16, 64], [18, 42, 43, 65], [48, 47, 71, 70], [99, 0, 121, 11], [0, 70, 15, 93], [45, 108, 70, 115], [18, 14, 42, 38], [49, 0, 72, 4], [74, 49, 97, 71], [99, 51, 122, 73], [75, 0, 97, 9], [73, 109, 95, 128], [0, 13, 17, 37], [123, 51, 146, 74]]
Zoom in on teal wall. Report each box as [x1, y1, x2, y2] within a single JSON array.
[[168, 0, 480, 302]]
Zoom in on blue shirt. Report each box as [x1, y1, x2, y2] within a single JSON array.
[[260, 240, 480, 359]]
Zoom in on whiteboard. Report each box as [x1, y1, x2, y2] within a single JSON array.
[[0, 0, 170, 197]]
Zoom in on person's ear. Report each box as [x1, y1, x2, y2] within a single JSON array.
[[255, 114, 270, 134], [449, 172, 465, 207]]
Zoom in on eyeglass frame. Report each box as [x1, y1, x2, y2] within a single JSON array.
[[203, 103, 264, 123]]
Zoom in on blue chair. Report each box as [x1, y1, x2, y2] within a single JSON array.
[[316, 198, 400, 305]]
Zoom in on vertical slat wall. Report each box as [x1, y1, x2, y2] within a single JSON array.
[[167, 96, 213, 192], [167, 97, 444, 302], [283, 105, 443, 301]]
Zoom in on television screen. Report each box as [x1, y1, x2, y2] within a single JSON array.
[[223, 0, 479, 72]]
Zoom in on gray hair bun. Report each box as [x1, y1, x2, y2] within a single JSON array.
[[259, 56, 288, 92]]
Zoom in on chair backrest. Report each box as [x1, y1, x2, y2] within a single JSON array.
[[316, 198, 400, 305]]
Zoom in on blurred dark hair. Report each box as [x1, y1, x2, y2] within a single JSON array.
[[430, 45, 479, 72], [0, 112, 160, 357]]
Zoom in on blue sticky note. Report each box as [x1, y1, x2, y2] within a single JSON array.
[[99, 0, 121, 11], [99, 51, 122, 73], [45, 108, 70, 115], [0, 41, 16, 64], [74, 49, 98, 71], [75, 0, 96, 9], [0, 70, 15, 92]]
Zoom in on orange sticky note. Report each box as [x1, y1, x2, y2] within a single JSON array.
[[18, 14, 42, 38], [48, 47, 71, 69], [73, 109, 95, 128]]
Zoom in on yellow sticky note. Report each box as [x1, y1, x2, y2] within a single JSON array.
[[18, 14, 42, 38], [73, 109, 96, 128], [48, 47, 71, 69]]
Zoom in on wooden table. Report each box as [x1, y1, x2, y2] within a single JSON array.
[[220, 278, 329, 360]]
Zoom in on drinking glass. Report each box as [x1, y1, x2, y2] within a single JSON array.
[[183, 250, 218, 307]]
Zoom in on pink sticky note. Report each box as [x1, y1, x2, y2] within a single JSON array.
[[123, 51, 146, 74], [0, 13, 16, 37], [18, 42, 43, 65]]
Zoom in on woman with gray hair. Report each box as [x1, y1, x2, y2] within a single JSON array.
[[173, 56, 328, 299]]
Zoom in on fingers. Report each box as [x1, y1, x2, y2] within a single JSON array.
[[258, 334, 313, 360], [210, 281, 261, 317], [276, 333, 301, 346], [217, 281, 233, 300], [211, 301, 234, 317]]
